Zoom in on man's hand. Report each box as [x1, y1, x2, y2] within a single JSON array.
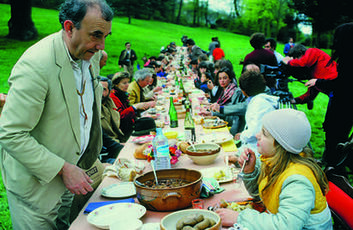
[[61, 162, 93, 195]]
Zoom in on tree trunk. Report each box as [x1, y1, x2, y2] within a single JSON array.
[[233, 0, 240, 17], [176, 0, 183, 24], [7, 0, 38, 41]]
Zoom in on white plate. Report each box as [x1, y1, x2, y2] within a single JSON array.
[[101, 182, 136, 198], [87, 203, 146, 229], [200, 166, 240, 183], [199, 133, 233, 145]]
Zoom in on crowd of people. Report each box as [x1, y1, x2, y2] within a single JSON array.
[[0, 0, 352, 229]]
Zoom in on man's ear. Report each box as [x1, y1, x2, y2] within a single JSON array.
[[63, 20, 75, 37]]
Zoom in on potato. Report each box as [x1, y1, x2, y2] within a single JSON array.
[[183, 214, 204, 226], [208, 218, 216, 226], [181, 227, 195, 230], [193, 218, 210, 230]]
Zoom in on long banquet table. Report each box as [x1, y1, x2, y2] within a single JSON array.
[[70, 117, 250, 230]]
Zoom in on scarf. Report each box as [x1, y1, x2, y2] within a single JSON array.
[[217, 82, 237, 106]]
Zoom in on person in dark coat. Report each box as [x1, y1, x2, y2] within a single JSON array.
[[314, 22, 353, 171]]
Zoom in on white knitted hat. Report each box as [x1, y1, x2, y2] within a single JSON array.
[[262, 109, 311, 154]]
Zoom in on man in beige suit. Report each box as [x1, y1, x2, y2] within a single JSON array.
[[0, 0, 113, 229]]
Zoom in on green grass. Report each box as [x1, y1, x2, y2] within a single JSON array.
[[0, 3, 330, 229]]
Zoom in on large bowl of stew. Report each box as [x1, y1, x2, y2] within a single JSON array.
[[134, 168, 202, 211]]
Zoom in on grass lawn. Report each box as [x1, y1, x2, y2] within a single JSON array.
[[0, 3, 331, 229]]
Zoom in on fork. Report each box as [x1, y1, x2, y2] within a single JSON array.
[[235, 153, 249, 186]]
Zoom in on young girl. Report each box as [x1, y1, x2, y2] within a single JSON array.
[[216, 109, 332, 229]]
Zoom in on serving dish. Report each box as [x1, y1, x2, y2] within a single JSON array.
[[134, 168, 202, 211]]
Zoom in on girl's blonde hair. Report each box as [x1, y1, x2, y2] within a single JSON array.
[[258, 142, 329, 198]]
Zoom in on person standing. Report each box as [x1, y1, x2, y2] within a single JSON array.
[[212, 43, 225, 62], [283, 37, 294, 56], [315, 22, 353, 170], [0, 0, 113, 229], [118, 42, 137, 80]]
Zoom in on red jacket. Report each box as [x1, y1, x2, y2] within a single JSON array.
[[110, 89, 136, 124], [213, 48, 225, 61], [288, 48, 338, 80]]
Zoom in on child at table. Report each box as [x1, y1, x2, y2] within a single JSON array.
[[216, 109, 332, 229], [235, 70, 278, 155]]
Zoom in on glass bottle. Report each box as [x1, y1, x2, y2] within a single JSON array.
[[152, 128, 171, 170], [169, 97, 178, 128], [184, 104, 196, 142]]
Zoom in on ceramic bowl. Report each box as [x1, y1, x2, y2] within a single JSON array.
[[160, 209, 221, 230], [187, 152, 219, 165], [185, 143, 221, 156]]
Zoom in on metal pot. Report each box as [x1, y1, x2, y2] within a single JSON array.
[[134, 168, 202, 211]]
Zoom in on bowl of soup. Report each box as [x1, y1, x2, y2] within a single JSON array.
[[134, 168, 202, 211]]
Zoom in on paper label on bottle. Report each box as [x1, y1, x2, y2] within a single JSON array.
[[156, 144, 170, 157], [185, 129, 192, 142]]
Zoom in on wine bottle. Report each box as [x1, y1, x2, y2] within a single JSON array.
[[169, 97, 178, 128], [184, 104, 196, 142]]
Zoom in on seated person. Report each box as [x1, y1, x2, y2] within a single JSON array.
[[143, 56, 157, 67], [194, 61, 214, 89], [207, 59, 236, 103], [100, 77, 125, 142], [236, 70, 279, 154], [143, 73, 162, 101], [200, 72, 212, 93], [127, 68, 157, 106], [243, 32, 278, 89], [110, 72, 153, 142], [214, 67, 237, 106], [218, 109, 332, 229]]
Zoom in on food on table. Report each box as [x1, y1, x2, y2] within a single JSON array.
[[176, 214, 216, 230], [142, 178, 191, 189], [178, 141, 190, 153], [214, 170, 226, 181], [202, 118, 228, 129], [219, 198, 266, 213], [134, 143, 150, 159]]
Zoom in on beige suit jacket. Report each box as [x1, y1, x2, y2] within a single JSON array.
[[127, 80, 142, 105], [0, 31, 102, 213]]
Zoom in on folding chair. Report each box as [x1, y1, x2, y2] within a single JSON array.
[[326, 168, 353, 229]]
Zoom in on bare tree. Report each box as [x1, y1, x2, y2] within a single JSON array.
[[7, 0, 38, 41], [233, 0, 241, 17], [176, 0, 183, 24]]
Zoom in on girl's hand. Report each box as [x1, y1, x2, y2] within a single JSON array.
[[238, 148, 256, 174], [207, 80, 214, 90], [305, 79, 317, 88], [215, 208, 239, 227]]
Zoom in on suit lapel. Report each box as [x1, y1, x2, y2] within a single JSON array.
[[54, 31, 81, 150]]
